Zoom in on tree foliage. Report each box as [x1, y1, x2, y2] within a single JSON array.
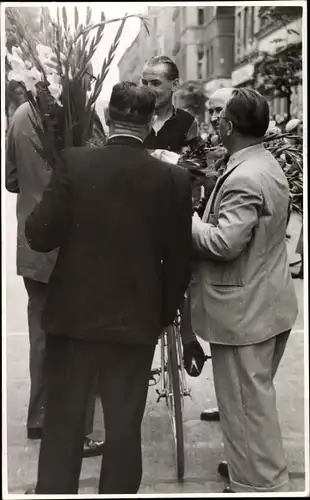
[[253, 6, 302, 121], [175, 81, 207, 124]]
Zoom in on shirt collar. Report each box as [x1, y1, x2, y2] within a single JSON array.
[[153, 106, 176, 128], [227, 143, 264, 168], [108, 133, 143, 143]]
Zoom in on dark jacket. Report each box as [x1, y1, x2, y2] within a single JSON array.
[[25, 136, 192, 345]]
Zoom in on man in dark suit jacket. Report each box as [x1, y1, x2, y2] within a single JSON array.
[[25, 81, 192, 494]]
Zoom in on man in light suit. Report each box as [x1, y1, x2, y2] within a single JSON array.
[[25, 82, 192, 493], [191, 88, 298, 493]]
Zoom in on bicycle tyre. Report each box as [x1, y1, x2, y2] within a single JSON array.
[[166, 325, 185, 480]]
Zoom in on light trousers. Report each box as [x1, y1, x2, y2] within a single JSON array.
[[210, 330, 291, 493]]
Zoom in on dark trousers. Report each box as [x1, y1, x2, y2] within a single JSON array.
[[36, 334, 155, 494], [23, 278, 95, 435]]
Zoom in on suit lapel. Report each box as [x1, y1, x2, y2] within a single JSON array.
[[202, 160, 245, 222], [202, 144, 265, 222]]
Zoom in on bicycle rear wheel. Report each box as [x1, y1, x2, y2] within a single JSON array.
[[165, 325, 184, 479]]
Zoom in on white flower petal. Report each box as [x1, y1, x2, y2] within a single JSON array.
[[6, 52, 26, 73], [49, 84, 62, 101], [36, 44, 54, 61], [12, 46, 24, 59], [7, 70, 25, 83]]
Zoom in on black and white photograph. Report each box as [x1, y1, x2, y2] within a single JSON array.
[[1, 1, 308, 497]]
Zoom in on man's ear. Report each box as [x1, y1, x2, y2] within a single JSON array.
[[226, 120, 234, 136], [150, 113, 157, 129], [172, 78, 180, 93], [104, 107, 110, 126]]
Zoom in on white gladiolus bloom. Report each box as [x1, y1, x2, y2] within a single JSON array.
[[36, 44, 54, 62], [41, 57, 58, 74], [48, 73, 63, 105], [24, 66, 42, 96], [11, 46, 24, 59], [7, 69, 25, 84], [6, 51, 27, 74]]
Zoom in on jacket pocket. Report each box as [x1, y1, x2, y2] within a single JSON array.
[[205, 283, 245, 330]]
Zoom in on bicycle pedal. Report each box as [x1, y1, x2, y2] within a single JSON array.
[[155, 389, 165, 403]]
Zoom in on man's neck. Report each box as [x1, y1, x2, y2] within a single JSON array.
[[155, 101, 174, 121], [228, 138, 263, 156]]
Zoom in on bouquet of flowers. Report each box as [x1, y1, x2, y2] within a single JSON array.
[[176, 125, 303, 216], [263, 125, 303, 215], [5, 6, 149, 167]]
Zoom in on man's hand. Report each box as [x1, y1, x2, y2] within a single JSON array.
[[150, 149, 180, 165], [192, 211, 207, 235]]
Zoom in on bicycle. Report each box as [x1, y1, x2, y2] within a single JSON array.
[[149, 311, 191, 480]]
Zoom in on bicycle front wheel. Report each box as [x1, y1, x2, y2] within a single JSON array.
[[165, 325, 184, 480]]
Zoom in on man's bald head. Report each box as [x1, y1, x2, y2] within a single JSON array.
[[208, 87, 234, 133]]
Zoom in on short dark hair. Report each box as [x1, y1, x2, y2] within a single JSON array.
[[108, 81, 156, 125], [145, 56, 179, 80], [225, 88, 270, 138]]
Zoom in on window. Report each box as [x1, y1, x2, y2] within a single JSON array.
[[210, 45, 214, 75], [197, 48, 204, 80], [198, 8, 204, 26], [243, 7, 248, 49], [249, 7, 255, 42], [181, 7, 186, 32], [236, 11, 241, 60]]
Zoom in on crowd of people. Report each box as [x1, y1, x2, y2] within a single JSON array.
[[5, 54, 300, 495]]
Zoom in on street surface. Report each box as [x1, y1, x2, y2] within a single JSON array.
[[3, 191, 308, 496]]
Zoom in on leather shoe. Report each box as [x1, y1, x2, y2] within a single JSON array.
[[27, 427, 42, 440], [83, 437, 105, 458], [200, 408, 220, 421], [217, 461, 229, 479]]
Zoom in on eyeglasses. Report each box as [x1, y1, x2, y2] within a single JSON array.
[[85, 71, 97, 83]]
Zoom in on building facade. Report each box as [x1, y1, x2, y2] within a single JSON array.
[[118, 6, 303, 124], [202, 6, 235, 97], [118, 7, 175, 83], [231, 6, 303, 121], [119, 6, 235, 89]]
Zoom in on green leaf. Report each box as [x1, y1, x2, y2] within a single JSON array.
[[62, 7, 68, 31], [74, 6, 79, 30], [86, 6, 92, 25]]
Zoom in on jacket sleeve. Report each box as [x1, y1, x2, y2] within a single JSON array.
[[25, 152, 71, 253], [161, 167, 192, 327], [192, 175, 263, 261], [5, 123, 20, 193]]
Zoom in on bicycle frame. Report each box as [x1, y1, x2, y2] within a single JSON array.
[[149, 316, 191, 479]]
